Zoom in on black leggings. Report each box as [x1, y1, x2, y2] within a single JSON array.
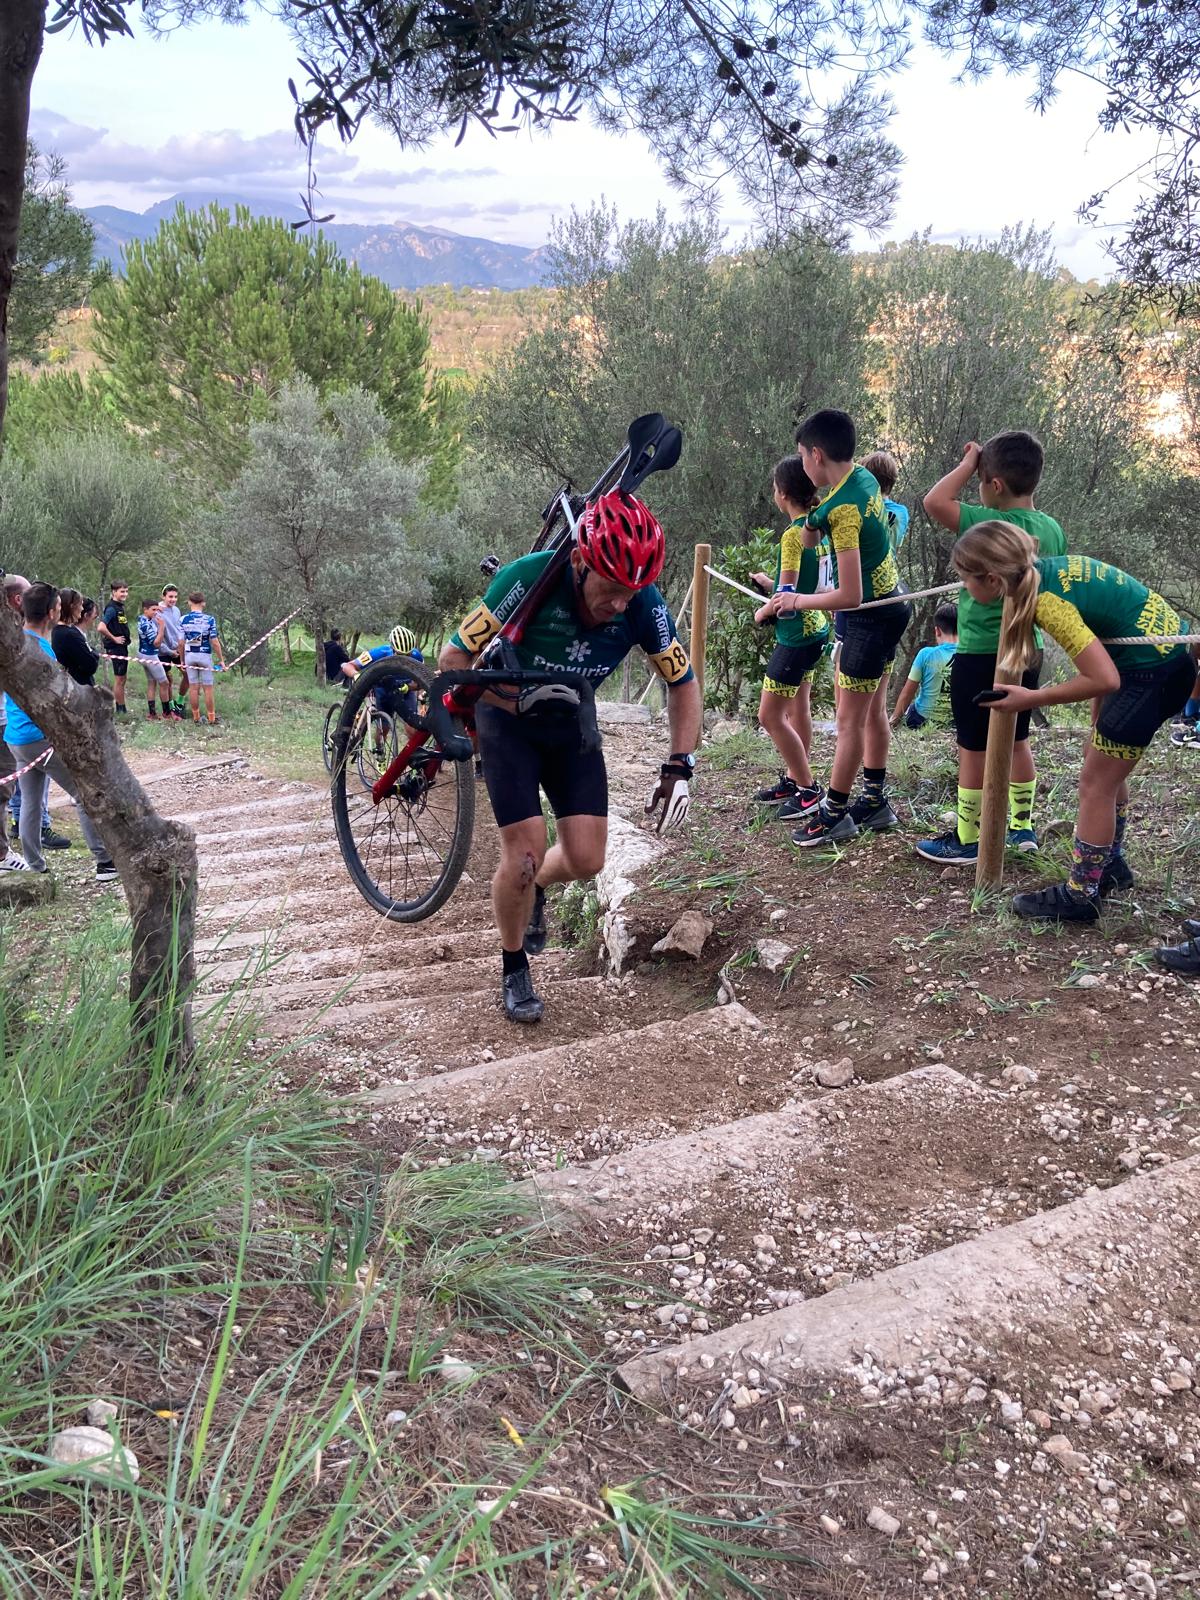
[[476, 705, 608, 828]]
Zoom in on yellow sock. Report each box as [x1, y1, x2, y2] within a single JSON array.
[[1008, 779, 1036, 832], [957, 786, 982, 845]]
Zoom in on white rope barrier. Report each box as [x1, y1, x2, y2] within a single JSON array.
[[221, 605, 308, 673]]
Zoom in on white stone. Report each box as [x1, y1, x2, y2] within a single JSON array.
[[436, 1356, 477, 1385], [651, 910, 714, 961], [819, 1515, 841, 1535], [49, 1426, 139, 1484], [867, 1506, 901, 1537], [815, 1057, 855, 1089], [86, 1400, 119, 1428], [755, 939, 795, 974], [384, 1409, 409, 1428]]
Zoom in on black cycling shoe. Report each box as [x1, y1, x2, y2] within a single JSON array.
[[523, 886, 548, 956], [1011, 880, 1100, 924], [1155, 937, 1200, 976], [1183, 918, 1200, 939], [502, 965, 544, 1024], [1098, 855, 1135, 896]]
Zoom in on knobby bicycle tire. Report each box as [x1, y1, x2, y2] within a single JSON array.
[[321, 701, 339, 773], [330, 654, 475, 922]]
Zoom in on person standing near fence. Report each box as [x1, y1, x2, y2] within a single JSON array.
[[98, 580, 131, 716], [159, 585, 188, 714], [180, 592, 226, 725], [5, 584, 116, 881]]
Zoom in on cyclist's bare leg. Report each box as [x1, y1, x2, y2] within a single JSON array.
[[493, 817, 548, 950], [537, 814, 608, 887]]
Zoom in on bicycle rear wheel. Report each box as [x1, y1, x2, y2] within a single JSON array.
[[322, 702, 339, 773], [331, 656, 475, 922]]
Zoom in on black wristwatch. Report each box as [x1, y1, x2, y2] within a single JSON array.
[[668, 751, 697, 774]]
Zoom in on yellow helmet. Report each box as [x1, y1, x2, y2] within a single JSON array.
[[389, 625, 417, 655]]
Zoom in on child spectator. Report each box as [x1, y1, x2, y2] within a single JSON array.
[[5, 583, 116, 881], [750, 455, 829, 820], [891, 604, 957, 731], [158, 585, 188, 713], [862, 449, 910, 554], [948, 524, 1194, 921], [918, 432, 1067, 864], [1169, 667, 1200, 746], [324, 629, 351, 684], [137, 599, 178, 720], [98, 580, 131, 716], [52, 589, 100, 686], [765, 409, 912, 846], [180, 592, 226, 724]]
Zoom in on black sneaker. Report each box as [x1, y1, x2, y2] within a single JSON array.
[[1011, 880, 1100, 923], [755, 773, 800, 806], [1155, 937, 1200, 976], [1099, 855, 1135, 897], [1183, 918, 1200, 939], [849, 794, 900, 831], [523, 885, 548, 956], [1169, 716, 1198, 747], [792, 805, 860, 849], [776, 785, 823, 822], [502, 965, 544, 1024], [41, 829, 71, 850], [95, 861, 119, 884]]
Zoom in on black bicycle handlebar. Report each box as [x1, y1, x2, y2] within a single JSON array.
[[423, 668, 600, 762]]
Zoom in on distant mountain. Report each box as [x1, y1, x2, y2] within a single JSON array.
[[84, 193, 551, 291]]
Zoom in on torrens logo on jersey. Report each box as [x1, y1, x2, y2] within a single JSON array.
[[650, 602, 673, 652], [491, 579, 527, 624]]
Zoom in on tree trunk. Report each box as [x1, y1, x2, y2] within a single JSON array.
[[313, 607, 328, 683], [0, 607, 197, 1069], [0, 0, 45, 439], [281, 623, 293, 666]]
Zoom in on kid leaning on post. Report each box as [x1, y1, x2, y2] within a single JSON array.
[[919, 431, 1067, 865], [950, 523, 1196, 923], [750, 455, 830, 822]]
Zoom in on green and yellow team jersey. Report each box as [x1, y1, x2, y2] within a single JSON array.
[[451, 550, 694, 687], [805, 466, 899, 604], [956, 503, 1067, 654], [774, 518, 831, 646], [1034, 556, 1189, 672]]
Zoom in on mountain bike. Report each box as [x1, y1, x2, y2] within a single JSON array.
[[322, 691, 397, 790], [330, 413, 683, 922]]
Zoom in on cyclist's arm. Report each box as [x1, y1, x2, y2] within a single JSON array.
[[665, 674, 702, 756], [438, 641, 476, 673], [341, 660, 360, 680]]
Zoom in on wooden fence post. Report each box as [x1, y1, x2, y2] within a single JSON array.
[[975, 592, 1019, 890], [691, 543, 711, 719]]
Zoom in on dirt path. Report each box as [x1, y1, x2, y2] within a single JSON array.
[[137, 718, 1199, 1598]]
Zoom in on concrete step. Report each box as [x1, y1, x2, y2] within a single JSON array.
[[198, 927, 500, 981], [205, 951, 572, 1020], [365, 1004, 797, 1168], [194, 815, 334, 848], [166, 788, 319, 831], [616, 1153, 1200, 1404]]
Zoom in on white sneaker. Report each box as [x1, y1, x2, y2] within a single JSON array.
[[0, 850, 30, 871]]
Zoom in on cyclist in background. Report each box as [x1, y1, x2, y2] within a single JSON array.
[[440, 489, 701, 1025], [342, 626, 424, 742]]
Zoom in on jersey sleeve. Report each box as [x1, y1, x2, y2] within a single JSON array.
[[634, 588, 694, 686], [908, 647, 929, 683], [450, 557, 534, 656], [1035, 592, 1097, 659], [355, 650, 374, 668], [779, 522, 805, 575], [825, 501, 864, 554]]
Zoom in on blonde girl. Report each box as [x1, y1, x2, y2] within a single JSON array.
[[951, 521, 1196, 923]]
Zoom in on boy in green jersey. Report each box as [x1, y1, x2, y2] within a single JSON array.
[[762, 409, 913, 847], [750, 456, 830, 822], [918, 430, 1067, 866]]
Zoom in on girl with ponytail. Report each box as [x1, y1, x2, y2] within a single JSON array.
[[949, 520, 1196, 924]]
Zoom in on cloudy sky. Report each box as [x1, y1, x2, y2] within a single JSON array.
[[31, 8, 1154, 277]]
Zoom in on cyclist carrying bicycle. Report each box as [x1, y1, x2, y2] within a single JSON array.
[[439, 490, 701, 1024], [342, 625, 424, 733]]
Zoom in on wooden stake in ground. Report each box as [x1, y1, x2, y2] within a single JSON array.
[[690, 543, 711, 720], [975, 592, 1020, 890]]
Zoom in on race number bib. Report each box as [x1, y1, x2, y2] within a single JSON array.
[[817, 553, 833, 593], [458, 603, 501, 655], [648, 640, 691, 684]]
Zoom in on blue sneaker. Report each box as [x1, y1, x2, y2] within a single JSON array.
[[915, 830, 977, 866], [1007, 827, 1039, 853]]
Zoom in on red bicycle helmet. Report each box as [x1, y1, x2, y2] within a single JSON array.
[[579, 489, 665, 590]]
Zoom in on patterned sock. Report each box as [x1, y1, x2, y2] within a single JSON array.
[[825, 787, 851, 818], [1068, 837, 1110, 899], [956, 787, 982, 846], [1111, 798, 1129, 859], [862, 766, 887, 805], [1008, 779, 1036, 832]]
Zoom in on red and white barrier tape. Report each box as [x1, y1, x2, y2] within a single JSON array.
[[221, 606, 307, 673], [0, 745, 55, 785]]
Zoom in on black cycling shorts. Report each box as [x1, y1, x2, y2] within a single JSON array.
[[1093, 650, 1195, 761], [104, 647, 128, 678], [951, 649, 1043, 750], [838, 594, 912, 693], [763, 639, 824, 697], [374, 686, 419, 723], [475, 703, 607, 829]]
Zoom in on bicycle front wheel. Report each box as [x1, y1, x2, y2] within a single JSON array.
[[322, 702, 339, 773], [330, 656, 475, 922]]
